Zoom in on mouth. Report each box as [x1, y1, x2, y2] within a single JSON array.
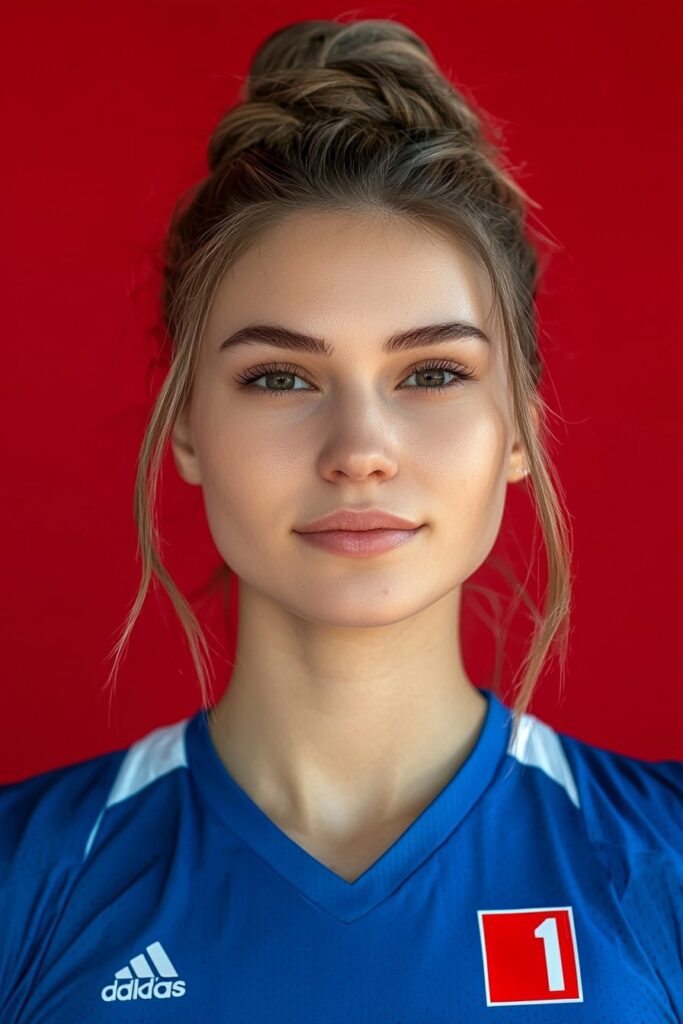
[[294, 525, 424, 558]]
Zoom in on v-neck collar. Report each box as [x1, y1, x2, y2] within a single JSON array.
[[184, 687, 512, 923]]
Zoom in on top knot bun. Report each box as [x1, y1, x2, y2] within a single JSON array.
[[207, 18, 494, 173]]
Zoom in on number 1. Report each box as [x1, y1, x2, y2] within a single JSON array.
[[534, 916, 565, 991]]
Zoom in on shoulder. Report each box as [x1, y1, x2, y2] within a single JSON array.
[[0, 744, 128, 1005], [0, 712, 193, 882], [0, 745, 128, 884], [0, 716, 194, 1004], [508, 709, 683, 1001], [508, 707, 683, 860]]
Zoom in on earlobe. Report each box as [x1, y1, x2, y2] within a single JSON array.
[[171, 410, 203, 486], [512, 463, 530, 482], [508, 405, 539, 483], [508, 453, 529, 483]]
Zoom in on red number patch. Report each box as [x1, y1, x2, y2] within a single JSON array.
[[478, 906, 583, 1006]]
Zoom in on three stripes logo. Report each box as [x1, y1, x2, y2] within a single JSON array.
[[101, 940, 186, 1002]]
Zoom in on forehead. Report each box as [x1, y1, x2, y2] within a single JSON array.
[[207, 209, 499, 346]]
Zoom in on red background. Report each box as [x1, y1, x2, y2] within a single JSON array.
[[1, 0, 681, 780]]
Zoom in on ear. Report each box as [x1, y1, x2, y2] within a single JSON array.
[[171, 404, 203, 486], [507, 404, 540, 484]]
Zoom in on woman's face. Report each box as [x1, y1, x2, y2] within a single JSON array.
[[172, 209, 526, 628]]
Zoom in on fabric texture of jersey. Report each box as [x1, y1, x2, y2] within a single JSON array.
[[0, 687, 681, 1023]]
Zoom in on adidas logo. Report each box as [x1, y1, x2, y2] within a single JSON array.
[[101, 940, 186, 1001]]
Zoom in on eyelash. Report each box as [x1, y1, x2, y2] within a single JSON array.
[[233, 359, 476, 398]]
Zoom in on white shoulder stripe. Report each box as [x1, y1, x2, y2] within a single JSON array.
[[83, 718, 190, 860], [507, 712, 580, 809]]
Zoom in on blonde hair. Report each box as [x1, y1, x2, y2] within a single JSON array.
[[103, 17, 573, 747]]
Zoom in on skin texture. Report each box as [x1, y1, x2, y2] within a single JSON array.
[[172, 209, 534, 874]]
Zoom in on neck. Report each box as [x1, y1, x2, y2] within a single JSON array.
[[206, 581, 488, 840]]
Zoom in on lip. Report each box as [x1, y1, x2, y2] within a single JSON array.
[[295, 508, 421, 533], [295, 526, 424, 557]]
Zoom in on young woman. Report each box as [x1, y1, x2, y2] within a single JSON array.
[[1, 17, 680, 1023]]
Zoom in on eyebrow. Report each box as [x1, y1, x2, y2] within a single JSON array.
[[218, 320, 490, 357]]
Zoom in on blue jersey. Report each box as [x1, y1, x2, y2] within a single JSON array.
[[1, 688, 681, 1023]]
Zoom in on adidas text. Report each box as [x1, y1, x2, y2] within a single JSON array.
[[101, 977, 186, 1001]]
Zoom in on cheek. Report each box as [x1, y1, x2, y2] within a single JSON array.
[[423, 407, 510, 562], [192, 405, 303, 565], [411, 402, 508, 489]]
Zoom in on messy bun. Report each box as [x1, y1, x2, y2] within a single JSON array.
[[210, 20, 503, 170], [107, 17, 572, 743]]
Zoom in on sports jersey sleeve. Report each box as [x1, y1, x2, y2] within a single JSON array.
[[559, 736, 683, 1017], [0, 750, 127, 1014]]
